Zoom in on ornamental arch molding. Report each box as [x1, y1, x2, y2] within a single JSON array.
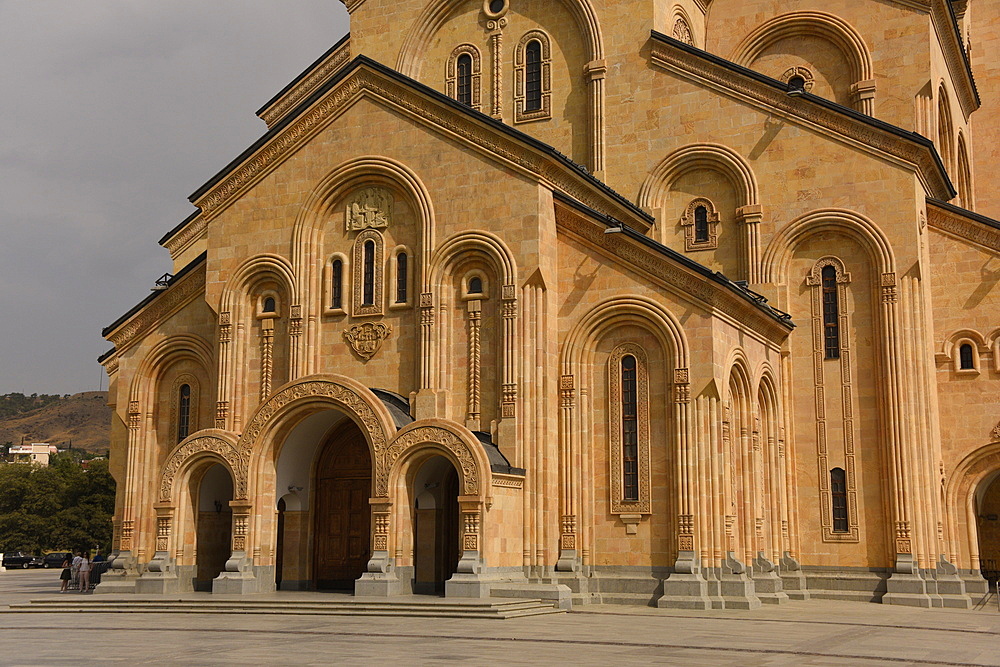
[[944, 442, 1000, 567], [561, 295, 690, 376], [761, 208, 895, 283], [128, 334, 215, 407], [638, 143, 759, 211], [382, 420, 492, 499], [428, 230, 517, 291], [219, 253, 297, 315], [158, 430, 245, 503], [396, 0, 605, 77], [729, 12, 873, 85], [237, 375, 398, 474]]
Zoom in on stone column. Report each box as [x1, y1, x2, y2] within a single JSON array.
[[259, 317, 275, 401], [215, 311, 233, 430], [136, 504, 180, 594], [356, 498, 403, 596], [466, 299, 482, 431], [586, 59, 607, 178], [737, 204, 763, 284], [556, 374, 580, 572], [213, 501, 261, 594], [446, 498, 490, 598], [99, 402, 142, 593]]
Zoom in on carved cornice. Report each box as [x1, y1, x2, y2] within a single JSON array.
[[929, 0, 978, 118], [259, 38, 352, 128], [105, 264, 206, 353], [648, 34, 954, 201], [554, 201, 791, 343], [927, 201, 1000, 252], [338, 0, 366, 12], [193, 60, 648, 231], [163, 214, 207, 260]]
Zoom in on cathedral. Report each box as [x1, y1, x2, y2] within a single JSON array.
[[98, 0, 1000, 609]]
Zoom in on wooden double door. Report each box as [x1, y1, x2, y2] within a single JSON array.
[[314, 422, 371, 590]]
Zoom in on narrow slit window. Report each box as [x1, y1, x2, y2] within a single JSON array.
[[468, 276, 483, 295], [262, 297, 276, 313], [831, 467, 848, 533], [959, 343, 975, 370], [822, 265, 840, 359], [621, 355, 639, 502], [363, 240, 375, 306], [396, 253, 408, 304], [525, 40, 543, 112], [456, 54, 473, 107], [331, 259, 343, 309], [694, 205, 709, 243], [177, 384, 191, 443]]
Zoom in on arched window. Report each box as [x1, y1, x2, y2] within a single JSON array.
[[525, 40, 543, 112], [363, 240, 375, 306], [262, 297, 276, 313], [395, 253, 408, 304], [959, 343, 975, 370], [621, 355, 639, 502], [468, 276, 483, 295], [822, 265, 840, 359], [694, 205, 709, 243], [177, 384, 191, 443], [515, 32, 551, 122], [831, 468, 848, 533], [331, 259, 343, 309], [457, 54, 473, 107]]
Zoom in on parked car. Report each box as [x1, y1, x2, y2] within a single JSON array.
[[2, 552, 40, 569], [40, 552, 72, 569]]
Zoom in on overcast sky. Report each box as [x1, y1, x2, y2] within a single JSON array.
[[0, 1, 350, 394]]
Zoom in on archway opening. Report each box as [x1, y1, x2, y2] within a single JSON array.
[[412, 455, 461, 595], [313, 420, 372, 590], [194, 463, 233, 591], [976, 471, 1000, 586]]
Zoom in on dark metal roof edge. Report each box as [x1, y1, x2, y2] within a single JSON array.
[[650, 31, 956, 198], [927, 198, 1000, 232], [97, 346, 117, 364], [189, 55, 653, 225], [491, 464, 527, 476], [101, 251, 208, 337], [158, 208, 203, 247], [255, 32, 351, 117], [553, 191, 794, 328]]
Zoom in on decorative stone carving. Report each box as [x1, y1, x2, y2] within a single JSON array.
[[380, 425, 480, 497], [672, 17, 694, 46], [343, 322, 392, 361], [159, 436, 248, 502], [992, 421, 1000, 441], [346, 187, 392, 231], [781, 66, 815, 92]]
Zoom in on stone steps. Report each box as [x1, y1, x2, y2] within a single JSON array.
[[6, 597, 565, 620]]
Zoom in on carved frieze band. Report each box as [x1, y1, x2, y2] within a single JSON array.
[[927, 205, 1000, 252], [648, 39, 951, 200], [193, 68, 641, 227], [260, 38, 352, 127], [107, 264, 207, 352]]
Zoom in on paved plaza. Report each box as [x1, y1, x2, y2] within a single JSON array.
[[0, 569, 998, 665]]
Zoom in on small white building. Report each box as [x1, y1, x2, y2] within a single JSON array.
[[9, 443, 57, 466]]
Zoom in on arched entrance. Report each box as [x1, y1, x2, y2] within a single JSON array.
[[412, 455, 461, 595], [313, 420, 372, 590], [976, 472, 1000, 586], [194, 463, 233, 591]]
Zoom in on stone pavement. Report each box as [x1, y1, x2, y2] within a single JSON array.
[[1, 569, 998, 665]]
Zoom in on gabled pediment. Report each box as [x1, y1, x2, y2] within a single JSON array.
[[185, 56, 650, 233]]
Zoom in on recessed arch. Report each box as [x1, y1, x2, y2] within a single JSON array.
[[384, 420, 493, 499], [761, 208, 895, 283], [729, 11, 873, 85], [429, 230, 517, 290], [396, 0, 604, 77], [638, 143, 759, 211], [158, 430, 245, 503]]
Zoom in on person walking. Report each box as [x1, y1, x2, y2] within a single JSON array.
[[59, 555, 72, 593], [71, 552, 82, 590], [78, 552, 91, 593]]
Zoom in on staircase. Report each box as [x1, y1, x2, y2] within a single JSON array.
[[5, 595, 565, 620]]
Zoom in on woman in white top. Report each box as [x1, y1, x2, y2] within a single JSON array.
[[78, 552, 91, 593]]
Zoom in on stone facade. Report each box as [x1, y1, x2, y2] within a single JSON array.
[[98, 0, 1000, 609]]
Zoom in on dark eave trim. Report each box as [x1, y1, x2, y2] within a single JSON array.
[[650, 31, 956, 199], [97, 346, 116, 364], [256, 32, 351, 117], [158, 208, 202, 247], [101, 251, 207, 337], [927, 198, 1000, 232], [189, 55, 653, 226], [552, 191, 794, 328]]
